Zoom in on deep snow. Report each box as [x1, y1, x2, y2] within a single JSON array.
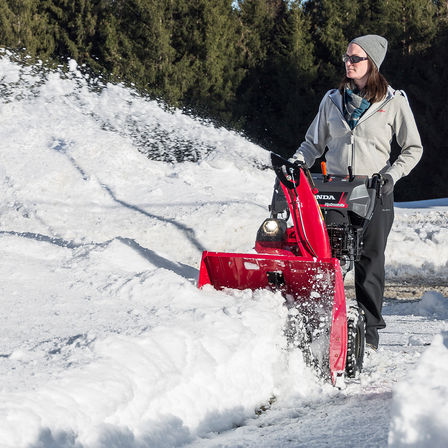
[[0, 51, 447, 447]]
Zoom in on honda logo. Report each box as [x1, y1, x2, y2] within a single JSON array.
[[316, 194, 336, 201]]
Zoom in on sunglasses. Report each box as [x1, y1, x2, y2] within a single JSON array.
[[342, 54, 369, 64]]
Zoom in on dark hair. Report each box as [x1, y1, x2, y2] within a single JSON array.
[[339, 57, 389, 103]]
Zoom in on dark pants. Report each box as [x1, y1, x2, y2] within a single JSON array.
[[355, 192, 394, 348]]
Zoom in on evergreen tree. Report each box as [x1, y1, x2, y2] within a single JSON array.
[[304, 0, 359, 87], [269, 1, 317, 154], [234, 0, 292, 149], [236, 0, 283, 69], [0, 2, 15, 47], [1, 0, 54, 58], [193, 0, 245, 120], [37, 0, 98, 67], [385, 1, 448, 199], [344, 0, 390, 37], [95, 0, 174, 93], [166, 0, 242, 116], [385, 0, 439, 56], [238, 1, 318, 153]]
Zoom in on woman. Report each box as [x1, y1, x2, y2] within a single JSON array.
[[291, 34, 423, 351]]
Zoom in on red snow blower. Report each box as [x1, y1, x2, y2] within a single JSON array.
[[198, 153, 380, 384]]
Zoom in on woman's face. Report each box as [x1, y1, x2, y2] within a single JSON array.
[[345, 43, 371, 87]]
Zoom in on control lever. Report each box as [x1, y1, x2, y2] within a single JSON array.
[[370, 173, 383, 198]]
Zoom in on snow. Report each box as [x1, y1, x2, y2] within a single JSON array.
[[389, 331, 448, 447], [386, 203, 448, 282], [0, 51, 448, 447]]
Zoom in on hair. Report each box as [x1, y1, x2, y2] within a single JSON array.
[[339, 56, 389, 103]]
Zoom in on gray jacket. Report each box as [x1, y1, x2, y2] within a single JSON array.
[[293, 86, 423, 184]]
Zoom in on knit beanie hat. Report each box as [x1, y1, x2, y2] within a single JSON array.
[[350, 35, 388, 70]]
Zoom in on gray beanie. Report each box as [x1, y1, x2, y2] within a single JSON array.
[[350, 35, 388, 70]]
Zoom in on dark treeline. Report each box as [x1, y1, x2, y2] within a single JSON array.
[[1, 0, 447, 200]]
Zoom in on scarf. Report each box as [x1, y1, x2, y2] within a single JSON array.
[[343, 85, 370, 130]]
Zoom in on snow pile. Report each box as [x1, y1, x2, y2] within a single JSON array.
[[0, 52, 269, 167], [0, 286, 293, 447], [387, 202, 448, 281], [388, 292, 448, 320], [388, 331, 448, 447], [413, 291, 448, 319]]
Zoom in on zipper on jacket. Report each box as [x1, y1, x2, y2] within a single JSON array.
[[350, 133, 355, 174]]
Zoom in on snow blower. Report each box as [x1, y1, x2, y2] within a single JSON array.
[[198, 153, 381, 384]]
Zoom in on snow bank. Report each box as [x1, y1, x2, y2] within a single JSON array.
[[413, 292, 448, 319], [389, 291, 448, 320], [389, 331, 448, 447], [386, 205, 448, 281], [0, 286, 293, 447]]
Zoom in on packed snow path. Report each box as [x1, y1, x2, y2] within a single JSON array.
[[1, 52, 447, 447]]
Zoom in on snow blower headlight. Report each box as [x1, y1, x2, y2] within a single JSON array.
[[256, 218, 287, 242], [264, 219, 280, 233]]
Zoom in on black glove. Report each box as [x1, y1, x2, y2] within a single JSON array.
[[382, 174, 394, 196]]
